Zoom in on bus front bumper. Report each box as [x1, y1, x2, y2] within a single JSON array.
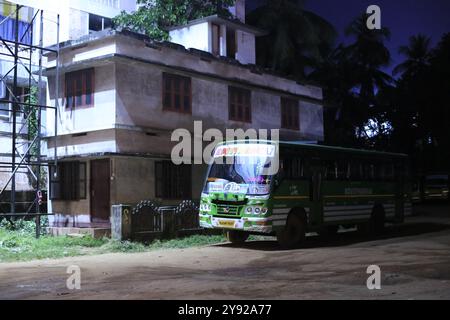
[[199, 214, 273, 234]]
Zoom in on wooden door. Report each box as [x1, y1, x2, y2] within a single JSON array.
[[90, 159, 110, 222]]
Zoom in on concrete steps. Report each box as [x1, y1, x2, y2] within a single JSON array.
[[47, 227, 111, 239]]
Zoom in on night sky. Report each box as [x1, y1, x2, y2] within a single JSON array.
[[248, 0, 450, 74]]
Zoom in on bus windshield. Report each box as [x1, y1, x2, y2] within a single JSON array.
[[203, 144, 277, 195]]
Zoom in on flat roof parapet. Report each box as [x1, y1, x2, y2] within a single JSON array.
[[45, 28, 323, 99]]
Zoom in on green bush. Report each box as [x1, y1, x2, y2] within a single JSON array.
[[0, 216, 49, 236]]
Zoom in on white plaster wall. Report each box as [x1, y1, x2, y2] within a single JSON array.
[[219, 24, 227, 57], [46, 129, 117, 158], [169, 22, 210, 52], [46, 63, 116, 138], [228, 0, 246, 23], [68, 8, 89, 41], [236, 30, 256, 65], [300, 102, 324, 141], [170, 22, 256, 65], [45, 37, 117, 69]]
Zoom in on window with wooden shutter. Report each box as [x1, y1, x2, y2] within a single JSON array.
[[162, 73, 192, 113], [229, 86, 251, 123], [50, 161, 87, 200], [65, 68, 95, 109], [281, 97, 299, 130], [155, 161, 192, 199]]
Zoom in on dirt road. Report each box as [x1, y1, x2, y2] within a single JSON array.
[[1, 204, 450, 300]]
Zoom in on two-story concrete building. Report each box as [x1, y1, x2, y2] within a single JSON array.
[[0, 0, 136, 213], [43, 1, 324, 231]]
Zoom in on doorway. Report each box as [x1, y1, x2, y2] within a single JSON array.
[[90, 159, 110, 223]]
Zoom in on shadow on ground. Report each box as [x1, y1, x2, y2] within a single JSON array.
[[215, 221, 450, 252]]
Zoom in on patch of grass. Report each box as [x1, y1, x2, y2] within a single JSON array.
[[0, 228, 107, 262], [0, 226, 228, 263]]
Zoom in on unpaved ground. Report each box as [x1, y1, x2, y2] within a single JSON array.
[[1, 204, 449, 300]]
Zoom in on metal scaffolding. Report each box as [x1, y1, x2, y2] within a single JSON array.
[[0, 3, 59, 237]]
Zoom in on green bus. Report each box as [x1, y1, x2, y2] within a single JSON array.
[[199, 140, 412, 247]]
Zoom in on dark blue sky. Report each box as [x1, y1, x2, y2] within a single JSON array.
[[248, 0, 450, 74]]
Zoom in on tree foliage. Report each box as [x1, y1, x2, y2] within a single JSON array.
[[246, 0, 337, 80], [113, 0, 234, 41], [391, 33, 450, 173]]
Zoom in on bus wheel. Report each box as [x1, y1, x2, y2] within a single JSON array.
[[370, 206, 385, 235], [276, 213, 306, 248], [226, 230, 249, 244]]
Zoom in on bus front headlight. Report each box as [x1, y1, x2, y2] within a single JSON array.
[[245, 206, 268, 215], [200, 203, 211, 212]]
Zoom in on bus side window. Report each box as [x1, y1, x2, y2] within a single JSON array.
[[278, 157, 286, 179], [336, 160, 348, 180], [282, 157, 306, 180], [375, 162, 384, 181], [364, 162, 375, 181], [282, 157, 291, 179], [350, 161, 362, 181], [377, 162, 394, 181], [292, 158, 301, 179], [325, 161, 337, 180], [385, 162, 395, 181]]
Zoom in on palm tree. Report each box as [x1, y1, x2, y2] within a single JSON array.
[[342, 15, 393, 143], [344, 14, 392, 101], [393, 34, 432, 76], [246, 0, 337, 80]]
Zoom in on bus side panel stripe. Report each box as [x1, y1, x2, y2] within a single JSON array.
[[324, 210, 372, 217], [324, 215, 370, 222]]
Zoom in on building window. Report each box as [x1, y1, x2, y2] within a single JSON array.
[[162, 73, 191, 113], [50, 161, 87, 200], [88, 13, 112, 33], [229, 86, 251, 122], [281, 97, 299, 130], [155, 161, 191, 199], [65, 68, 95, 109]]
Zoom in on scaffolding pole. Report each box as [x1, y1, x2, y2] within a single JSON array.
[[0, 3, 59, 238]]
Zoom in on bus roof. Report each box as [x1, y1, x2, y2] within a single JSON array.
[[217, 140, 408, 158]]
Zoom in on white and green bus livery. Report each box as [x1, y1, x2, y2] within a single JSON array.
[[199, 140, 412, 247]]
